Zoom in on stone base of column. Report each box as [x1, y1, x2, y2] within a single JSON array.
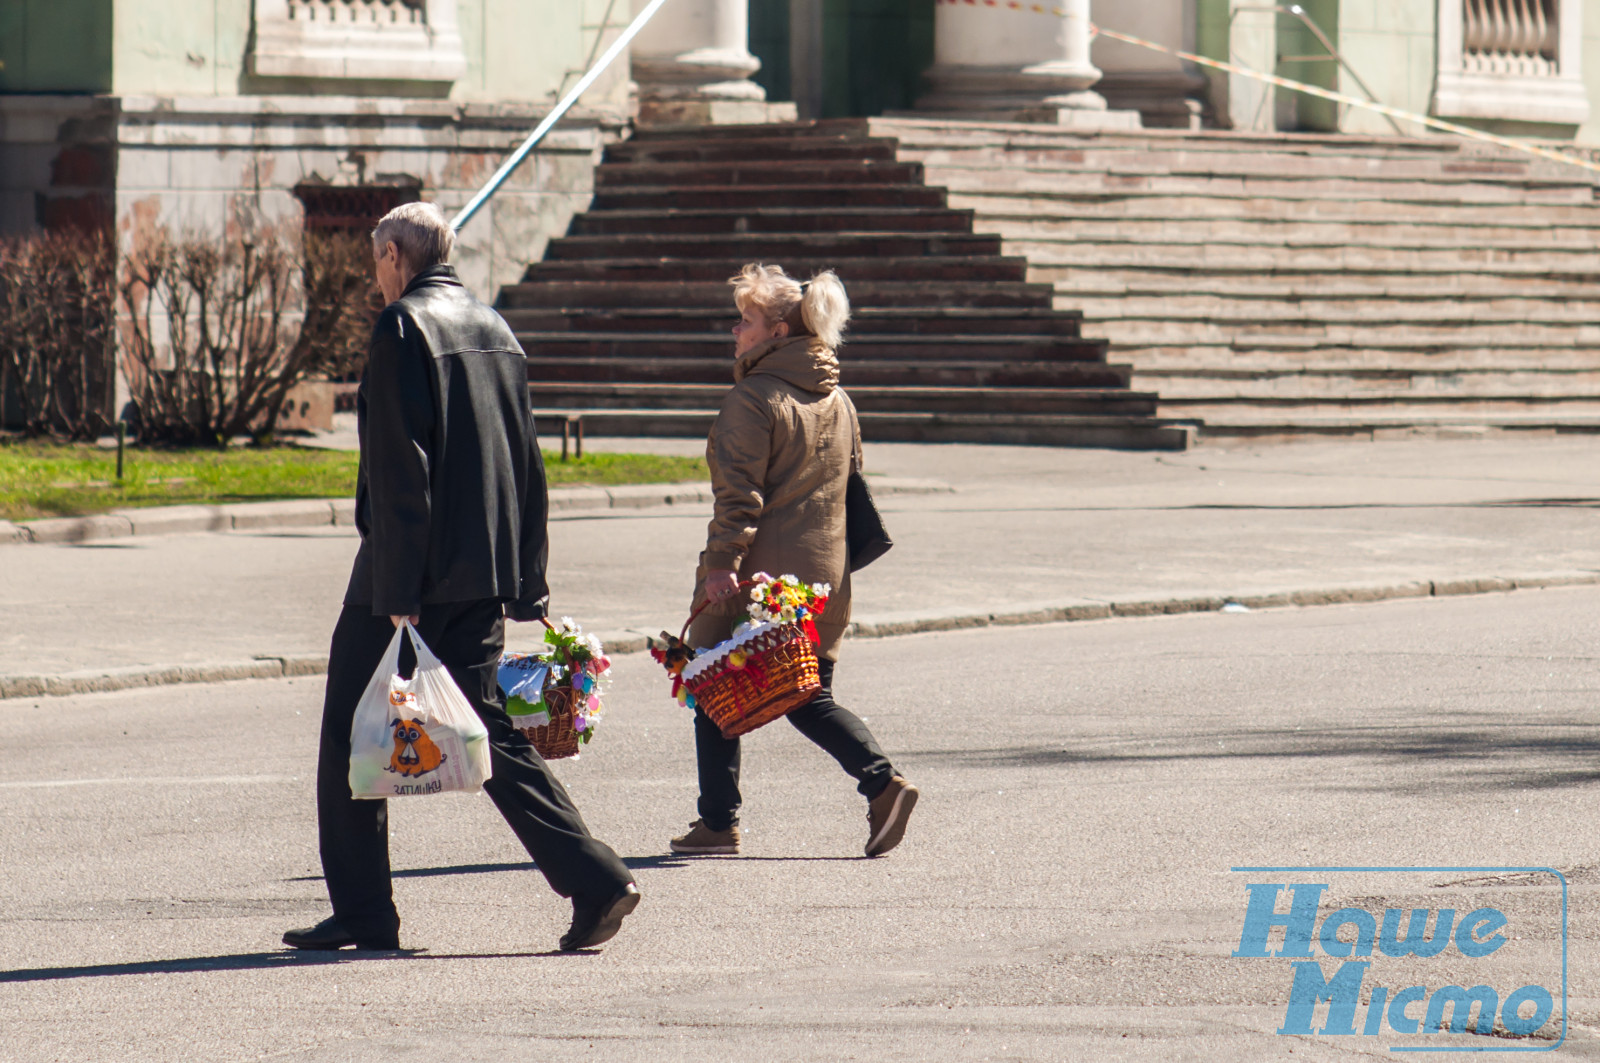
[[636, 98, 800, 128], [1096, 71, 1210, 130], [917, 63, 1143, 129]]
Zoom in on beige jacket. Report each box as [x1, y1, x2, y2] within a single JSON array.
[[689, 335, 861, 661]]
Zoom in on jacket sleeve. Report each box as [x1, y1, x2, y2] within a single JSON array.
[[363, 306, 436, 618], [703, 387, 772, 571], [506, 411, 550, 622]]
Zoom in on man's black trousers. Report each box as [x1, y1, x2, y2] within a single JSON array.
[[693, 659, 895, 832], [317, 600, 633, 940]]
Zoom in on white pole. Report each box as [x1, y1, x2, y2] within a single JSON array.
[[450, 0, 675, 232]]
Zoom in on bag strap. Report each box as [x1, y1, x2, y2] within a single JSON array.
[[400, 619, 447, 675]]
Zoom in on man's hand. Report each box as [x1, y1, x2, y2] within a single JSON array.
[[390, 614, 421, 628], [704, 569, 741, 604]]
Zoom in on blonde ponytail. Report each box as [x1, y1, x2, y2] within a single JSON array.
[[800, 270, 850, 351]]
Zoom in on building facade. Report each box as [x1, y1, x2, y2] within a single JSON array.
[[3, 0, 1599, 303]]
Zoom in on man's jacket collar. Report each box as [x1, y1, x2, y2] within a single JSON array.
[[400, 264, 462, 298]]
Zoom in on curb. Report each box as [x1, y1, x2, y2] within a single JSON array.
[[7, 570, 1596, 701], [1, 478, 952, 546]]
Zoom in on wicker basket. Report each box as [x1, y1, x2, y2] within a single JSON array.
[[679, 590, 823, 739], [514, 684, 583, 760]]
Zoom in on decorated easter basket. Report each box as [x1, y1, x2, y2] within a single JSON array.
[[499, 618, 611, 761], [652, 576, 827, 739]]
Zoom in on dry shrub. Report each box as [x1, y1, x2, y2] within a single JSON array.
[[0, 230, 116, 438], [120, 227, 374, 445]]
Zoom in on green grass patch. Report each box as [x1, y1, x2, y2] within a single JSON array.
[[0, 441, 707, 522]]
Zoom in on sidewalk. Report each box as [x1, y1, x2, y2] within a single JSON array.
[[5, 435, 1600, 696]]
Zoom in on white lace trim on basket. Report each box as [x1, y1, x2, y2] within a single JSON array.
[[681, 620, 786, 682]]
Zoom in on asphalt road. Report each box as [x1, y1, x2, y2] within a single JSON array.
[[7, 585, 1600, 1060]]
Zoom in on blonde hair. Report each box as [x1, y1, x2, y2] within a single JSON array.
[[730, 263, 850, 350], [372, 201, 455, 271]]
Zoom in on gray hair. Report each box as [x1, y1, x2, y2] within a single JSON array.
[[371, 201, 454, 270]]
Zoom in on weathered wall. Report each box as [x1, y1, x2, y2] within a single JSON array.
[[1, 0, 630, 107], [94, 96, 620, 301], [0, 0, 633, 301], [1333, 0, 1437, 136]]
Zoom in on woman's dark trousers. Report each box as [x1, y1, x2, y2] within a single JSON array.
[[316, 600, 634, 941], [693, 659, 895, 832]]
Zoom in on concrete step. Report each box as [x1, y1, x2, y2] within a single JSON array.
[[606, 134, 899, 164], [1009, 232, 1600, 271], [869, 117, 1465, 158], [523, 382, 1158, 416], [523, 356, 1130, 389], [1004, 236, 1600, 269], [517, 331, 1110, 363], [522, 255, 1031, 284], [874, 117, 1589, 179], [1048, 269, 1600, 300], [499, 279, 1055, 309], [1164, 398, 1600, 426], [519, 406, 1192, 449], [977, 214, 1600, 251], [594, 159, 924, 188], [1091, 320, 1600, 348], [501, 305, 1083, 337], [636, 118, 873, 141], [924, 169, 1595, 206], [571, 207, 976, 236], [903, 147, 1585, 188], [591, 184, 948, 210], [1068, 294, 1600, 326], [1134, 367, 1600, 401], [949, 194, 1600, 227], [544, 231, 1003, 261], [1124, 347, 1600, 371]]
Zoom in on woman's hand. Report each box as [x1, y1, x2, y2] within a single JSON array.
[[704, 568, 741, 604]]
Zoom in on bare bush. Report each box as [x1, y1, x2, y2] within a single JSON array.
[[0, 230, 116, 439], [120, 227, 373, 445]]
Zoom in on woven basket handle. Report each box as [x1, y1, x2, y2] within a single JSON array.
[[680, 579, 760, 642]]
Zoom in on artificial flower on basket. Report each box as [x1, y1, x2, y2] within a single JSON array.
[[649, 574, 830, 738], [498, 617, 611, 760]]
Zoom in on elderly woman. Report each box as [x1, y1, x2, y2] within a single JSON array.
[[669, 263, 919, 859]]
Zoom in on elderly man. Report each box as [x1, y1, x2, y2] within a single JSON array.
[[283, 202, 639, 953]]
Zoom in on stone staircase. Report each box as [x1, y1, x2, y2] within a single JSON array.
[[496, 122, 1192, 450], [873, 116, 1600, 440]]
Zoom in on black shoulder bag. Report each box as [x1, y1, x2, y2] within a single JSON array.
[[845, 469, 893, 572]]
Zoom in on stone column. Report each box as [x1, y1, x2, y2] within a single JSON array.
[[630, 0, 794, 125], [1092, 0, 1207, 129], [918, 0, 1138, 127]]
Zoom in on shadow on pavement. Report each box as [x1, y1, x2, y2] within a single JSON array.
[[0, 948, 589, 983], [289, 861, 538, 882], [289, 855, 700, 882], [908, 498, 1600, 515], [913, 724, 1600, 793]]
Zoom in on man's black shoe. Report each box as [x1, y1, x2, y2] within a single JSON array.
[[283, 916, 399, 951], [559, 883, 641, 951]]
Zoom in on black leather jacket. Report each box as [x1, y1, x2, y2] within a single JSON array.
[[344, 265, 549, 621]]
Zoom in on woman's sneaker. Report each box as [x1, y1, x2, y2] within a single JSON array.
[[865, 776, 919, 857], [670, 819, 740, 854]]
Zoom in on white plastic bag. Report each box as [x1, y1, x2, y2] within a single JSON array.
[[348, 621, 493, 799]]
